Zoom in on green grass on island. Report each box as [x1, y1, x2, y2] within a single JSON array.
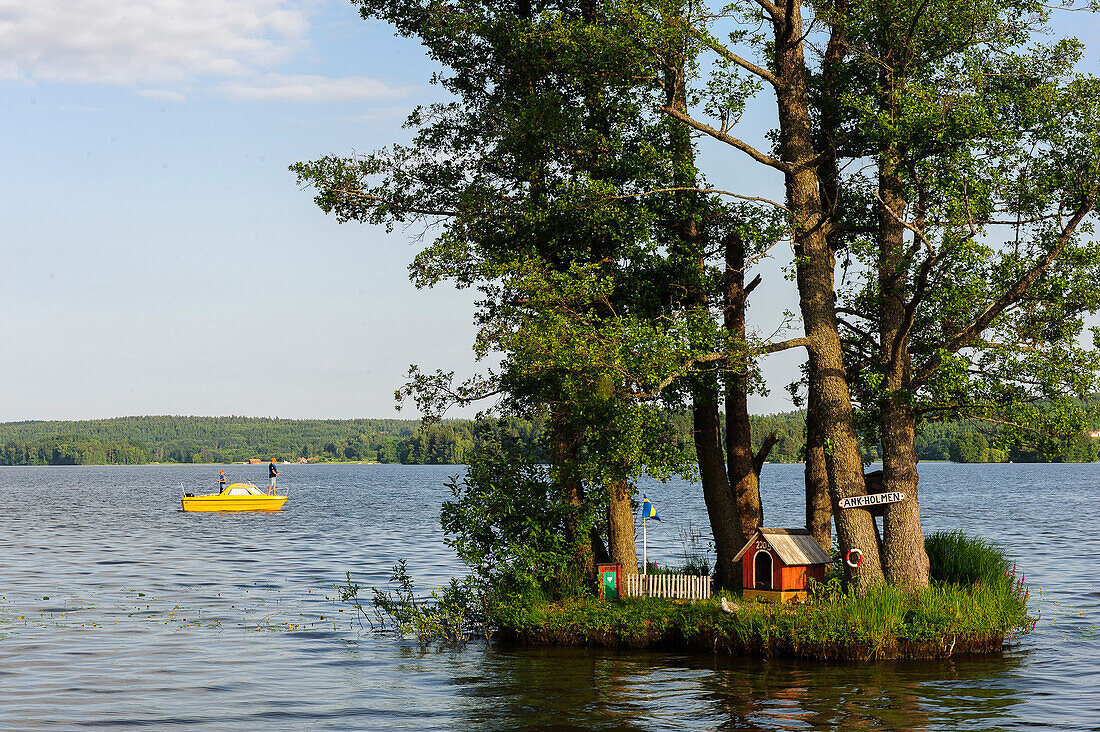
[[496, 579, 1029, 661], [361, 531, 1034, 662]]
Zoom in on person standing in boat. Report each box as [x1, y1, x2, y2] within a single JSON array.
[[219, 470, 227, 493], [268, 459, 278, 494]]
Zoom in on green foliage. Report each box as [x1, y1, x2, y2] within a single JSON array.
[[441, 426, 590, 601], [295, 1, 785, 608], [0, 415, 544, 466], [692, 408, 1099, 464], [828, 0, 1100, 467], [3, 408, 1089, 466], [0, 433, 148, 466], [808, 571, 846, 601], [340, 560, 494, 648], [1053, 432, 1100, 463], [950, 432, 990, 463]]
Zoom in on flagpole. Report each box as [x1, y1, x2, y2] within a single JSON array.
[[642, 499, 647, 596]]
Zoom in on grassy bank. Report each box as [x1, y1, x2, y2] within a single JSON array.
[[491, 532, 1033, 661], [360, 532, 1033, 661], [495, 580, 1029, 661]]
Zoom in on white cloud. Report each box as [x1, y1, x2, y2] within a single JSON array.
[[217, 74, 412, 102], [0, 0, 308, 85], [137, 89, 186, 101]]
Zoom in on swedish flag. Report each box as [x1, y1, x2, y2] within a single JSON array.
[[641, 493, 662, 521]]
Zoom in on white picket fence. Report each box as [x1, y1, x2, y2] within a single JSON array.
[[620, 573, 712, 601]]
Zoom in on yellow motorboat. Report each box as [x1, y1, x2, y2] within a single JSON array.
[[181, 482, 287, 512]]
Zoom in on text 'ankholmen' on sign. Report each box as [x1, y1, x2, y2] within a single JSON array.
[[838, 492, 907, 510]]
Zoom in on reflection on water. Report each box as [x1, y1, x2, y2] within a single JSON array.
[[0, 463, 1097, 730]]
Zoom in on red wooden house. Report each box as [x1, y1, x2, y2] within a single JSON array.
[[732, 528, 832, 602]]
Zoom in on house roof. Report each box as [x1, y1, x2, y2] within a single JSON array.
[[732, 528, 832, 566]]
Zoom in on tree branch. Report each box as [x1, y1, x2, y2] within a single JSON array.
[[660, 105, 792, 173], [331, 187, 460, 218], [914, 201, 1093, 386], [629, 351, 729, 399], [754, 0, 783, 21], [688, 23, 779, 87], [756, 336, 811, 355], [744, 274, 762, 297], [753, 431, 779, 476], [607, 186, 790, 213]]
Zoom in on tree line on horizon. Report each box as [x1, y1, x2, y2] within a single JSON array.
[[1, 411, 1092, 466], [0, 415, 514, 466]]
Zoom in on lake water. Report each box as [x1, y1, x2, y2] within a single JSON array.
[[1, 462, 1097, 730]]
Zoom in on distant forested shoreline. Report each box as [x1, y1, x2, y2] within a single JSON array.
[[0, 416, 534, 467], [0, 413, 1094, 467]]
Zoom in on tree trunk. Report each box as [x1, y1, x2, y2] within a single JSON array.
[[880, 399, 927, 588], [800, 341, 884, 590], [804, 363, 833, 551], [771, 0, 884, 589], [877, 152, 930, 590], [724, 231, 763, 548], [803, 0, 844, 556], [549, 407, 606, 584], [693, 381, 741, 589], [606, 478, 638, 574], [662, 12, 743, 591]]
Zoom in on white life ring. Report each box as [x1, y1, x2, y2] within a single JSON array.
[[845, 548, 864, 568]]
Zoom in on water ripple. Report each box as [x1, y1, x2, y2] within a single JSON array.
[[1, 462, 1098, 730]]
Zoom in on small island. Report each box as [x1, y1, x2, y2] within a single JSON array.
[[492, 529, 1031, 662], [366, 502, 1032, 661]]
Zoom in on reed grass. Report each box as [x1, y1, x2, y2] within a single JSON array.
[[925, 531, 1011, 587]]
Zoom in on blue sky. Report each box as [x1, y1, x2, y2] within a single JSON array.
[[1, 1, 471, 421], [1, 1, 1096, 421]]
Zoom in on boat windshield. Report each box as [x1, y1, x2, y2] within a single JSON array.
[[225, 483, 264, 496]]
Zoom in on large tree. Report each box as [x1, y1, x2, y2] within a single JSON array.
[[295, 0, 730, 585], [621, 0, 888, 587], [824, 0, 1100, 589], [623, 0, 1100, 591]]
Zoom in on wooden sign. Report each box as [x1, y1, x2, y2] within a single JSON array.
[[839, 492, 906, 510]]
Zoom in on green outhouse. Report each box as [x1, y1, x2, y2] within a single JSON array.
[[598, 564, 621, 600]]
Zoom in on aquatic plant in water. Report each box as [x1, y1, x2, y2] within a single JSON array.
[[336, 560, 493, 649]]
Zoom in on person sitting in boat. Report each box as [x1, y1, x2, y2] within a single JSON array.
[[218, 470, 227, 493], [268, 459, 278, 493]]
